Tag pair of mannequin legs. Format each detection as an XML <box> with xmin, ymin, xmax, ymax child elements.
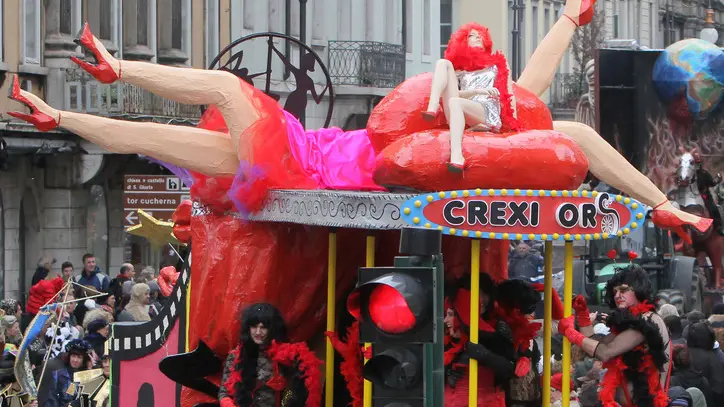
<box><xmin>5</xmin><ymin>22</ymin><xmax>711</xmax><ymax>240</ymax></box>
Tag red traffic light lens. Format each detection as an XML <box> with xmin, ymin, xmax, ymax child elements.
<box><xmin>369</xmin><ymin>285</ymin><xmax>416</xmax><ymax>334</ymax></box>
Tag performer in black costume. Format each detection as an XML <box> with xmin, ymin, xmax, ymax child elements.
<box><xmin>557</xmin><ymin>264</ymin><xmax>671</xmax><ymax>407</ymax></box>
<box><xmin>218</xmin><ymin>303</ymin><xmax>322</xmax><ymax>407</ymax></box>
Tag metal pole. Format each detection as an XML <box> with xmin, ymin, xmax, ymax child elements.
<box><xmin>363</xmin><ymin>235</ymin><xmax>375</xmax><ymax>407</ymax></box>
<box><xmin>468</xmin><ymin>239</ymin><xmax>481</xmax><ymax>406</ymax></box>
<box><xmin>325</xmin><ymin>230</ymin><xmax>337</xmax><ymax>407</ymax></box>
<box><xmin>561</xmin><ymin>241</ymin><xmax>574</xmax><ymax>407</ymax></box>
<box><xmin>284</xmin><ymin>0</ymin><xmax>292</xmax><ymax>80</ymax></box>
<box><xmin>541</xmin><ymin>241</ymin><xmax>553</xmax><ymax>407</ymax></box>
<box><xmin>299</xmin><ymin>0</ymin><xmax>308</xmax><ymax>127</ymax></box>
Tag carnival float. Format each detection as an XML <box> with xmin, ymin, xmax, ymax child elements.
<box><xmin>4</xmin><ymin>0</ymin><xmax>720</xmax><ymax>406</ymax></box>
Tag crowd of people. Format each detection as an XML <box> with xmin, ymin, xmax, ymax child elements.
<box><xmin>0</xmin><ymin>253</ymin><xmax>179</xmax><ymax>406</ymax></box>
<box><xmin>440</xmin><ymin>263</ymin><xmax>724</xmax><ymax>407</ymax></box>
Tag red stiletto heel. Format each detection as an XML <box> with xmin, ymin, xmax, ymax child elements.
<box><xmin>565</xmin><ymin>0</ymin><xmax>597</xmax><ymax>27</ymax></box>
<box><xmin>6</xmin><ymin>75</ymin><xmax>59</xmax><ymax>131</ymax></box>
<box><xmin>447</xmin><ymin>162</ymin><xmax>465</xmax><ymax>175</ymax></box>
<box><xmin>651</xmin><ymin>201</ymin><xmax>713</xmax><ymax>245</ymax></box>
<box><xmin>70</xmin><ymin>22</ymin><xmax>120</xmax><ymax>84</ymax></box>
<box><xmin>421</xmin><ymin>110</ymin><xmax>438</xmax><ymax>122</ymax></box>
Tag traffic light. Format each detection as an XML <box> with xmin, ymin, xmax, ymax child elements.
<box><xmin>348</xmin><ymin>228</ymin><xmax>444</xmax><ymax>407</ymax></box>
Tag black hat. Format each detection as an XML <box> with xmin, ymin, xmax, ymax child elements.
<box><xmin>66</xmin><ymin>339</ymin><xmax>92</xmax><ymax>355</ymax></box>
<box><xmin>87</xmin><ymin>318</ymin><xmax>109</xmax><ymax>333</ymax></box>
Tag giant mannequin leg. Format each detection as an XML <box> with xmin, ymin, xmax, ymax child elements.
<box><xmin>448</xmin><ymin>98</ymin><xmax>489</xmax><ymax>168</ymax></box>
<box><xmin>75</xmin><ymin>26</ymin><xmax>260</xmax><ymax>162</ymax></box>
<box><xmin>553</xmin><ymin>121</ymin><xmax>706</xmax><ymax>224</ymax></box>
<box><xmin>517</xmin><ymin>0</ymin><xmax>589</xmax><ymax>96</ymax></box>
<box><xmin>13</xmin><ymin>88</ymin><xmax>238</xmax><ymax>176</ymax></box>
<box><xmin>425</xmin><ymin>59</ymin><xmax>459</xmax><ymax>118</ymax></box>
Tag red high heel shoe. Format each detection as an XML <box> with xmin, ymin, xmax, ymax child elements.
<box><xmin>6</xmin><ymin>75</ymin><xmax>59</xmax><ymax>131</ymax></box>
<box><xmin>447</xmin><ymin>162</ymin><xmax>465</xmax><ymax>174</ymax></box>
<box><xmin>564</xmin><ymin>0</ymin><xmax>597</xmax><ymax>27</ymax></box>
<box><xmin>651</xmin><ymin>202</ymin><xmax>713</xmax><ymax>245</ymax></box>
<box><xmin>421</xmin><ymin>110</ymin><xmax>438</xmax><ymax>122</ymax></box>
<box><xmin>70</xmin><ymin>22</ymin><xmax>120</xmax><ymax>84</ymax></box>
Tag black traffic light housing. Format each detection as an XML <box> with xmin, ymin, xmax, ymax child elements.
<box><xmin>348</xmin><ymin>228</ymin><xmax>444</xmax><ymax>407</ymax></box>
<box><xmin>350</xmin><ymin>267</ymin><xmax>435</xmax><ymax>343</ymax></box>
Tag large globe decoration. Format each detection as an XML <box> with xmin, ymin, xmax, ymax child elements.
<box><xmin>652</xmin><ymin>38</ymin><xmax>724</xmax><ymax>122</ymax></box>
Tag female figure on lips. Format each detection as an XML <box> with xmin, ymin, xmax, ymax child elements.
<box><xmin>218</xmin><ymin>303</ymin><xmax>322</xmax><ymax>407</ymax></box>
<box><xmin>420</xmin><ymin>0</ymin><xmax>710</xmax><ymax>242</ymax></box>
<box><xmin>443</xmin><ymin>273</ymin><xmax>515</xmax><ymax>407</ymax></box>
<box><xmin>557</xmin><ymin>264</ymin><xmax>671</xmax><ymax>407</ymax></box>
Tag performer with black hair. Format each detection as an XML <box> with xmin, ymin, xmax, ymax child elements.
<box><xmin>217</xmin><ymin>303</ymin><xmax>322</xmax><ymax>407</ymax></box>
<box><xmin>557</xmin><ymin>264</ymin><xmax>671</xmax><ymax>407</ymax></box>
<box><xmin>443</xmin><ymin>272</ymin><xmax>512</xmax><ymax>407</ymax></box>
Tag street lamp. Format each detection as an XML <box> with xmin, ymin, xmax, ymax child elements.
<box><xmin>700</xmin><ymin>1</ymin><xmax>719</xmax><ymax>44</ymax></box>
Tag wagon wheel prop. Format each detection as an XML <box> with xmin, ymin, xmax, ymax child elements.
<box><xmin>206</xmin><ymin>32</ymin><xmax>335</xmax><ymax>128</ymax></box>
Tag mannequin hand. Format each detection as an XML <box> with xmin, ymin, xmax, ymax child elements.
<box><xmin>479</xmin><ymin>88</ymin><xmax>500</xmax><ymax>98</ymax></box>
<box><xmin>564</xmin><ymin>0</ymin><xmax>597</xmax><ymax>27</ymax></box>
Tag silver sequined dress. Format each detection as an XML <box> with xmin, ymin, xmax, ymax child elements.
<box><xmin>456</xmin><ymin>66</ymin><xmax>502</xmax><ymax>132</ymax></box>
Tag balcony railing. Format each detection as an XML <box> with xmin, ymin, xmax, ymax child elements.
<box><xmin>328</xmin><ymin>41</ymin><xmax>406</xmax><ymax>88</ymax></box>
<box><xmin>549</xmin><ymin>73</ymin><xmax>586</xmax><ymax>109</ymax></box>
<box><xmin>63</xmin><ymin>68</ymin><xmax>202</xmax><ymax>120</ymax></box>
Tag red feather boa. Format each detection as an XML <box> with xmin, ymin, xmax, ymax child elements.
<box><xmin>222</xmin><ymin>341</ymin><xmax>323</xmax><ymax>407</ymax></box>
<box><xmin>325</xmin><ymin>322</ymin><xmax>364</xmax><ymax>407</ymax></box>
<box><xmin>598</xmin><ymin>302</ymin><xmax>668</xmax><ymax>407</ymax></box>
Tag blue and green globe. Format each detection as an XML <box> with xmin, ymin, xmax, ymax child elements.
<box><xmin>652</xmin><ymin>38</ymin><xmax>724</xmax><ymax>121</ymax></box>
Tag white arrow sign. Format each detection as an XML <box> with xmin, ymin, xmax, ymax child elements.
<box><xmin>125</xmin><ymin>211</ymin><xmax>138</xmax><ymax>225</ymax></box>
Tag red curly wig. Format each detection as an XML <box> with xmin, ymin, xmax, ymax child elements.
<box><xmin>444</xmin><ymin>23</ymin><xmax>494</xmax><ymax>67</ymax></box>
<box><xmin>442</xmin><ymin>23</ymin><xmax>520</xmax><ymax>131</ymax></box>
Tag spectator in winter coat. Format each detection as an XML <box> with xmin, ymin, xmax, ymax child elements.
<box><xmin>669</xmin><ymin>344</ymin><xmax>714</xmax><ymax>407</ymax></box>
<box><xmin>82</xmin><ymin>308</ymin><xmax>113</xmax><ymax>360</ymax></box>
<box><xmin>31</xmin><ymin>256</ymin><xmax>55</xmax><ymax>287</ymax></box>
<box><xmin>508</xmin><ymin>241</ymin><xmax>544</xmax><ymax>281</ymax></box>
<box><xmin>26</xmin><ymin>277</ymin><xmax>65</xmax><ymax>315</ymax></box>
<box><xmin>124</xmin><ymin>283</ymin><xmax>152</xmax><ymax>322</ymax></box>
<box><xmin>108</xmin><ymin>264</ymin><xmax>134</xmax><ymax>313</ymax></box>
<box><xmin>665</xmin><ymin>315</ymin><xmax>687</xmax><ymax>345</ymax></box>
<box><xmin>686</xmin><ymin>322</ymin><xmax>724</xmax><ymax>400</ymax></box>
<box><xmin>74</xmin><ymin>253</ymin><xmax>109</xmax><ymax>292</ymax></box>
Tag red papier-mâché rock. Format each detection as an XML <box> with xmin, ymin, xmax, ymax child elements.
<box><xmin>366</xmin><ymin>72</ymin><xmax>588</xmax><ymax>191</ymax></box>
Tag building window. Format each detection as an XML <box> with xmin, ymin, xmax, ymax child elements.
<box><xmin>269</xmin><ymin>0</ymin><xmax>284</xmax><ymax>34</ymax></box>
<box><xmin>544</xmin><ymin>6</ymin><xmax>550</xmax><ymax>36</ymax></box>
<box><xmin>205</xmin><ymin>0</ymin><xmax>220</xmax><ymax>67</ymax></box>
<box><xmin>532</xmin><ymin>4</ymin><xmax>539</xmax><ymax>49</ymax></box>
<box><xmin>405</xmin><ymin>0</ymin><xmax>413</xmax><ymax>53</ymax></box>
<box><xmin>60</xmin><ymin>0</ymin><xmax>73</xmax><ymax>34</ymax></box>
<box><xmin>337</xmin><ymin>0</ymin><xmax>351</xmax><ymax>41</ymax></box>
<box><xmin>23</xmin><ymin>0</ymin><xmax>42</xmax><ymax>65</ymax></box>
<box><xmin>440</xmin><ymin>0</ymin><xmax>452</xmax><ymax>55</ymax></box>
<box><xmin>243</xmin><ymin>0</ymin><xmax>254</xmax><ymax>30</ymax></box>
<box><xmin>85</xmin><ymin>0</ymin><xmax>119</xmax><ymax>52</ymax></box>
<box><xmin>423</xmin><ymin>0</ymin><xmax>431</xmax><ymax>56</ymax></box>
<box><xmin>123</xmin><ymin>0</ymin><xmax>156</xmax><ymax>61</ymax></box>
<box><xmin>158</xmin><ymin>0</ymin><xmax>191</xmax><ymax>65</ymax></box>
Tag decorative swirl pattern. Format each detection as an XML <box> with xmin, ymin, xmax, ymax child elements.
<box><xmin>192</xmin><ymin>190</ymin><xmax>415</xmax><ymax>229</ymax></box>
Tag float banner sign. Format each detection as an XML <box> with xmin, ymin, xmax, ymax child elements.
<box><xmin>123</xmin><ymin>175</ymin><xmax>190</xmax><ymax>227</ymax></box>
<box><xmin>400</xmin><ymin>190</ymin><xmax>647</xmax><ymax>241</ymax></box>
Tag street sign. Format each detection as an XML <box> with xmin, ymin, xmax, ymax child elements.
<box><xmin>124</xmin><ymin>175</ymin><xmax>190</xmax><ymax>227</ymax></box>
